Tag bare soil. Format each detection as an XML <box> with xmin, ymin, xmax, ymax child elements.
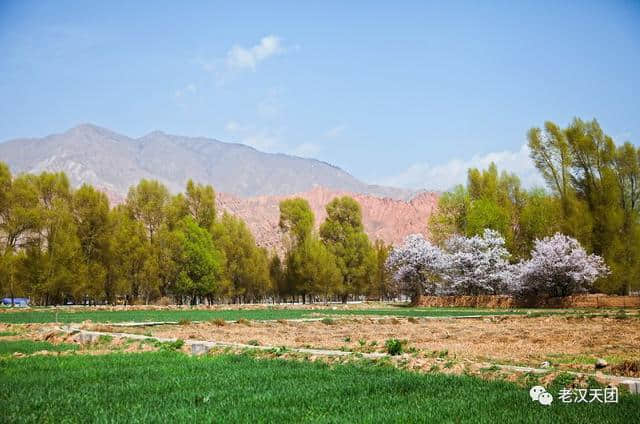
<box><xmin>137</xmin><ymin>315</ymin><xmax>640</xmax><ymax>369</ymax></box>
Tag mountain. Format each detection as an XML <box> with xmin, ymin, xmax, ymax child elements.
<box><xmin>0</xmin><ymin>123</ymin><xmax>416</xmax><ymax>200</ymax></box>
<box><xmin>0</xmin><ymin>124</ymin><xmax>439</xmax><ymax>248</ymax></box>
<box><xmin>217</xmin><ymin>187</ymin><xmax>439</xmax><ymax>252</ymax></box>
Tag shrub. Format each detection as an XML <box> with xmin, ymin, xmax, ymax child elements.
<box><xmin>98</xmin><ymin>335</ymin><xmax>113</xmax><ymax>344</ymax></box>
<box><xmin>155</xmin><ymin>339</ymin><xmax>185</xmax><ymax>351</ymax></box>
<box><xmin>247</xmin><ymin>339</ymin><xmax>260</xmax><ymax>346</ymax></box>
<box><xmin>321</xmin><ymin>318</ymin><xmax>335</xmax><ymax>325</ymax></box>
<box><xmin>178</xmin><ymin>319</ymin><xmax>191</xmax><ymax>326</ymax></box>
<box><xmin>210</xmin><ymin>318</ymin><xmax>226</xmax><ymax>327</ymax></box>
<box><xmin>385</xmin><ymin>339</ymin><xmax>406</xmax><ymax>356</ymax></box>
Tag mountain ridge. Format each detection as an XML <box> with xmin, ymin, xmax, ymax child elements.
<box><xmin>0</xmin><ymin>123</ymin><xmax>417</xmax><ymax>200</ymax></box>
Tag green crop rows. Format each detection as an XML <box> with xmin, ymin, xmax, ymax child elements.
<box><xmin>1</xmin><ymin>352</ymin><xmax>638</xmax><ymax>423</ymax></box>
<box><xmin>0</xmin><ymin>307</ymin><xmax>529</xmax><ymax>324</ymax></box>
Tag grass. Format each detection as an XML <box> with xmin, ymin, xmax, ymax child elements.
<box><xmin>545</xmin><ymin>353</ymin><xmax>633</xmax><ymax>366</ymax></box>
<box><xmin>0</xmin><ymin>331</ymin><xmax>18</xmax><ymax>337</ymax></box>
<box><xmin>1</xmin><ymin>352</ymin><xmax>638</xmax><ymax>423</ymax></box>
<box><xmin>0</xmin><ymin>306</ymin><xmax>533</xmax><ymax>324</ymax></box>
<box><xmin>0</xmin><ymin>340</ymin><xmax>78</xmax><ymax>355</ymax></box>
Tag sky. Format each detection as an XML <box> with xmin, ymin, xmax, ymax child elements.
<box><xmin>1</xmin><ymin>1</ymin><xmax>639</xmax><ymax>191</ymax></box>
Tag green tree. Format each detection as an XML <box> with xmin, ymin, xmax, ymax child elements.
<box><xmin>278</xmin><ymin>198</ymin><xmax>314</xmax><ymax>246</ymax></box>
<box><xmin>284</xmin><ymin>236</ymin><xmax>342</xmax><ymax>303</ymax></box>
<box><xmin>125</xmin><ymin>179</ymin><xmax>170</xmax><ymax>242</ymax></box>
<box><xmin>212</xmin><ymin>212</ymin><xmax>270</xmax><ymax>302</ymax></box>
<box><xmin>269</xmin><ymin>254</ymin><xmax>286</xmax><ymax>301</ymax></box>
<box><xmin>319</xmin><ymin>197</ymin><xmax>373</xmax><ymax>302</ymax></box>
<box><xmin>72</xmin><ymin>185</ymin><xmax>111</xmax><ymax>303</ymax></box>
<box><xmin>108</xmin><ymin>206</ymin><xmax>150</xmax><ymax>304</ymax></box>
<box><xmin>368</xmin><ymin>239</ymin><xmax>393</xmax><ymax>300</ymax></box>
<box><xmin>528</xmin><ymin>118</ymin><xmax>640</xmax><ymax>293</ymax></box>
<box><xmin>173</xmin><ymin>217</ymin><xmax>224</xmax><ymax>304</ymax></box>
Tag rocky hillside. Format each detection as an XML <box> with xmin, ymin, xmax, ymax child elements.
<box><xmin>217</xmin><ymin>187</ymin><xmax>439</xmax><ymax>252</ymax></box>
<box><xmin>0</xmin><ymin>123</ymin><xmax>415</xmax><ymax>199</ymax></box>
<box><xmin>1</xmin><ymin>124</ymin><xmax>438</xmax><ymax>249</ymax></box>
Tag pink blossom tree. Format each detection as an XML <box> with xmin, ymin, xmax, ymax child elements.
<box><xmin>441</xmin><ymin>229</ymin><xmax>513</xmax><ymax>295</ymax></box>
<box><xmin>385</xmin><ymin>234</ymin><xmax>446</xmax><ymax>303</ymax></box>
<box><xmin>515</xmin><ymin>233</ymin><xmax>609</xmax><ymax>298</ymax></box>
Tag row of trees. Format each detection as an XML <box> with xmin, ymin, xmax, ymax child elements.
<box><xmin>0</xmin><ymin>165</ymin><xmax>274</xmax><ymax>305</ymax></box>
<box><xmin>274</xmin><ymin>197</ymin><xmax>392</xmax><ymax>303</ymax></box>
<box><xmin>1</xmin><ymin>117</ymin><xmax>636</xmax><ymax>304</ymax></box>
<box><xmin>0</xmin><ymin>162</ymin><xmax>394</xmax><ymax>305</ymax></box>
<box><xmin>428</xmin><ymin>118</ymin><xmax>640</xmax><ymax>294</ymax></box>
<box><xmin>386</xmin><ymin>230</ymin><xmax>609</xmax><ymax>303</ymax></box>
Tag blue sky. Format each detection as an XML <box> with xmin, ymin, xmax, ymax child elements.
<box><xmin>1</xmin><ymin>1</ymin><xmax>639</xmax><ymax>190</ymax></box>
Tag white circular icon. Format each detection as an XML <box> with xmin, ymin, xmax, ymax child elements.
<box><xmin>529</xmin><ymin>386</ymin><xmax>545</xmax><ymax>401</ymax></box>
<box><xmin>538</xmin><ymin>392</ymin><xmax>553</xmax><ymax>406</ymax></box>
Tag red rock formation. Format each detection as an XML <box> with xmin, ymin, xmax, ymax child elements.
<box><xmin>216</xmin><ymin>186</ymin><xmax>439</xmax><ymax>252</ymax></box>
<box><xmin>103</xmin><ymin>185</ymin><xmax>440</xmax><ymax>252</ymax></box>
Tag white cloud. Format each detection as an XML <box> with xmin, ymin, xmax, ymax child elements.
<box><xmin>379</xmin><ymin>144</ymin><xmax>545</xmax><ymax>191</ymax></box>
<box><xmin>325</xmin><ymin>124</ymin><xmax>346</xmax><ymax>138</ymax></box>
<box><xmin>175</xmin><ymin>83</ymin><xmax>197</xmax><ymax>98</ymax></box>
<box><xmin>226</xmin><ymin>35</ymin><xmax>284</xmax><ymax>71</ymax></box>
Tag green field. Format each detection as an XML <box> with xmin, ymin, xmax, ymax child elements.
<box><xmin>1</xmin><ymin>351</ymin><xmax>637</xmax><ymax>423</ymax></box>
<box><xmin>0</xmin><ymin>307</ymin><xmax>529</xmax><ymax>324</ymax></box>
<box><xmin>0</xmin><ymin>340</ymin><xmax>78</xmax><ymax>355</ymax></box>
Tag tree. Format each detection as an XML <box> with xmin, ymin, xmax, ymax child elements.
<box><xmin>173</xmin><ymin>217</ymin><xmax>225</xmax><ymax>304</ymax></box>
<box><xmin>320</xmin><ymin>197</ymin><xmax>373</xmax><ymax>302</ymax></box>
<box><xmin>269</xmin><ymin>254</ymin><xmax>286</xmax><ymax>301</ymax></box>
<box><xmin>21</xmin><ymin>172</ymin><xmax>86</xmax><ymax>305</ymax></box>
<box><xmin>441</xmin><ymin>229</ymin><xmax>512</xmax><ymax>295</ymax></box>
<box><xmin>427</xmin><ymin>185</ymin><xmax>469</xmax><ymax>246</ymax></box>
<box><xmin>386</xmin><ymin>234</ymin><xmax>445</xmax><ymax>304</ymax></box>
<box><xmin>72</xmin><ymin>185</ymin><xmax>111</xmax><ymax>303</ymax></box>
<box><xmin>369</xmin><ymin>240</ymin><xmax>392</xmax><ymax>300</ymax></box>
<box><xmin>212</xmin><ymin>212</ymin><xmax>270</xmax><ymax>302</ymax></box>
<box><xmin>125</xmin><ymin>179</ymin><xmax>169</xmax><ymax>242</ymax></box>
<box><xmin>428</xmin><ymin>163</ymin><xmax>549</xmax><ymax>260</ymax></box>
<box><xmin>278</xmin><ymin>198</ymin><xmax>314</xmax><ymax>246</ymax></box>
<box><xmin>167</xmin><ymin>180</ymin><xmax>217</xmax><ymax>231</ymax></box>
<box><xmin>185</xmin><ymin>180</ymin><xmax>216</xmax><ymax>230</ymax></box>
<box><xmin>516</xmin><ymin>189</ymin><xmax>562</xmax><ymax>257</ymax></box>
<box><xmin>284</xmin><ymin>236</ymin><xmax>342</xmax><ymax>303</ymax></box>
<box><xmin>528</xmin><ymin>118</ymin><xmax>640</xmax><ymax>293</ymax></box>
<box><xmin>279</xmin><ymin>198</ymin><xmax>343</xmax><ymax>303</ymax></box>
<box><xmin>108</xmin><ymin>206</ymin><xmax>150</xmax><ymax>304</ymax></box>
<box><xmin>515</xmin><ymin>233</ymin><xmax>609</xmax><ymax>298</ymax></box>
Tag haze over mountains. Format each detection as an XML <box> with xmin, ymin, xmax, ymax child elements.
<box><xmin>0</xmin><ymin>124</ymin><xmax>437</xmax><ymax>248</ymax></box>
<box><xmin>0</xmin><ymin>123</ymin><xmax>415</xmax><ymax>200</ymax></box>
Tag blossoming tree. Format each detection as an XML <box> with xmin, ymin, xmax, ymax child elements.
<box><xmin>515</xmin><ymin>233</ymin><xmax>609</xmax><ymax>297</ymax></box>
<box><xmin>385</xmin><ymin>234</ymin><xmax>445</xmax><ymax>303</ymax></box>
<box><xmin>441</xmin><ymin>229</ymin><xmax>513</xmax><ymax>295</ymax></box>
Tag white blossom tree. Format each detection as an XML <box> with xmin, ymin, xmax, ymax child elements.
<box><xmin>515</xmin><ymin>233</ymin><xmax>609</xmax><ymax>298</ymax></box>
<box><xmin>385</xmin><ymin>234</ymin><xmax>446</xmax><ymax>303</ymax></box>
<box><xmin>441</xmin><ymin>229</ymin><xmax>513</xmax><ymax>295</ymax></box>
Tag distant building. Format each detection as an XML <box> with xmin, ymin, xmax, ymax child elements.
<box><xmin>1</xmin><ymin>298</ymin><xmax>29</xmax><ymax>307</ymax></box>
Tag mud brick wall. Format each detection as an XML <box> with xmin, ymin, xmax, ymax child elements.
<box><xmin>417</xmin><ymin>295</ymin><xmax>640</xmax><ymax>308</ymax></box>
